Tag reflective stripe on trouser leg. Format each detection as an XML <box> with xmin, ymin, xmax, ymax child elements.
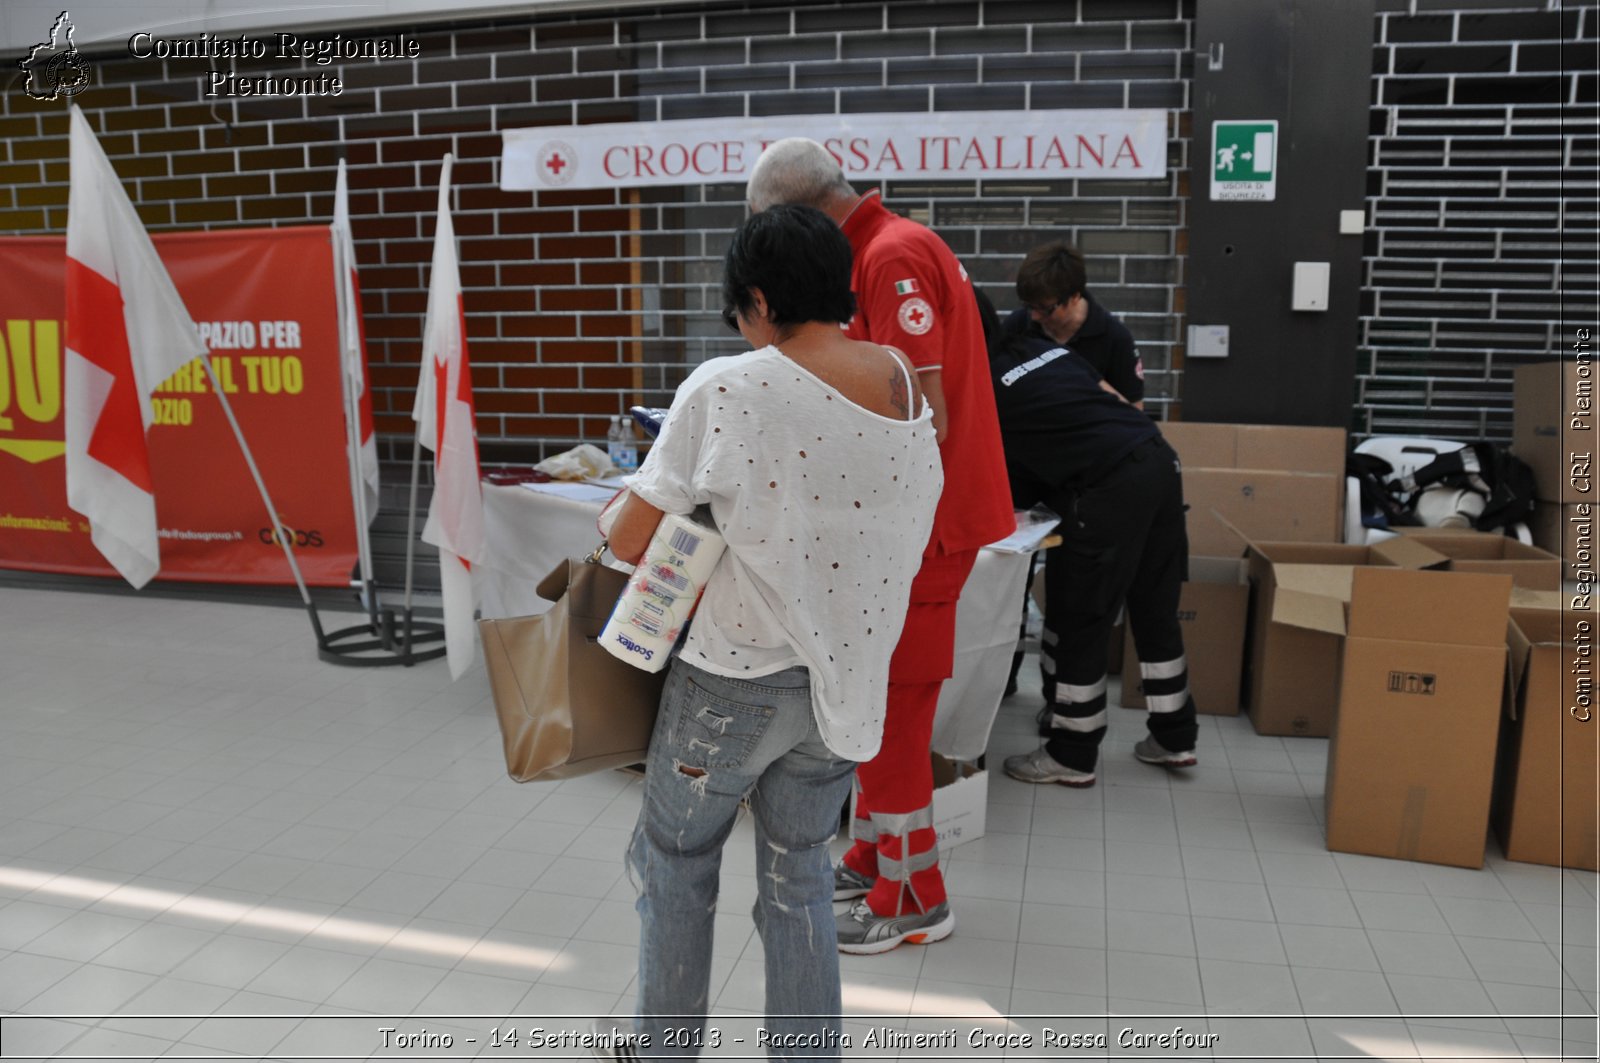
<box><xmin>1044</xmin><ymin>675</ymin><xmax>1109</xmax><ymax>774</ymax></box>
<box><xmin>1140</xmin><ymin>655</ymin><xmax>1187</xmax><ymax>682</ymax></box>
<box><xmin>843</xmin><ymin>775</ymin><xmax>879</xmax><ymax>879</ymax></box>
<box><xmin>1038</xmin><ymin>624</ymin><xmax>1058</xmax><ymax>701</ymax></box>
<box><xmin>1139</xmin><ymin>656</ymin><xmax>1198</xmax><ymax>752</ymax></box>
<box><xmin>876</xmin><ymin>845</ymin><xmax>939</xmax><ymax>881</ymax></box>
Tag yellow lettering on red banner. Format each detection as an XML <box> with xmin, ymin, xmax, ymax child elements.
<box><xmin>0</xmin><ymin>319</ymin><xmax>63</xmax><ymax>431</ymax></box>
<box><xmin>157</xmin><ymin>355</ymin><xmax>242</xmax><ymax>396</ymax></box>
<box><xmin>240</xmin><ymin>355</ymin><xmax>304</xmax><ymax>395</ymax></box>
<box><xmin>151</xmin><ymin>397</ymin><xmax>193</xmax><ymax>426</ymax></box>
<box><xmin>0</xmin><ymin>319</ymin><xmax>66</xmax><ymax>463</ymax></box>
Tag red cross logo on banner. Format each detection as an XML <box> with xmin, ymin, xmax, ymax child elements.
<box><xmin>536</xmin><ymin>140</ymin><xmax>577</xmax><ymax>186</ymax></box>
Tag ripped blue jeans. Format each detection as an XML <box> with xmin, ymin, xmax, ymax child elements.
<box><xmin>628</xmin><ymin>659</ymin><xmax>855</xmax><ymax>1061</ymax></box>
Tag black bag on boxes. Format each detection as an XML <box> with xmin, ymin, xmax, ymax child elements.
<box><xmin>1400</xmin><ymin>443</ymin><xmax>1537</xmax><ymax>534</ymax></box>
<box><xmin>1346</xmin><ymin>452</ymin><xmax>1421</xmax><ymax>532</ymax></box>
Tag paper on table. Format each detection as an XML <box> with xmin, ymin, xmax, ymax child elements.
<box><xmin>985</xmin><ymin>506</ymin><xmax>1063</xmax><ymax>554</ymax></box>
<box><xmin>520</xmin><ymin>481</ymin><xmax>619</xmax><ymax>504</ymax></box>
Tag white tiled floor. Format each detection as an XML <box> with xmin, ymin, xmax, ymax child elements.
<box><xmin>0</xmin><ymin>585</ymin><xmax>1596</xmax><ymax>1061</ymax></box>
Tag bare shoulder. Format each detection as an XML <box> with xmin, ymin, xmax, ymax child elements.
<box><xmin>862</xmin><ymin>341</ymin><xmax>923</xmax><ymax>419</ymax></box>
<box><xmin>799</xmin><ymin>338</ymin><xmax>923</xmax><ymax>419</ymax></box>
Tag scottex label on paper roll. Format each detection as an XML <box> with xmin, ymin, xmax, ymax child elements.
<box><xmin>600</xmin><ymin>512</ymin><xmax>726</xmax><ymax>673</ymax></box>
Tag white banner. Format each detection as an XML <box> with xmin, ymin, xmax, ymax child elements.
<box><xmin>501</xmin><ymin>109</ymin><xmax>1168</xmax><ymax>191</ymax></box>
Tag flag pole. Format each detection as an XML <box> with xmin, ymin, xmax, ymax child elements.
<box><xmin>400</xmin><ymin>430</ymin><xmax>425</xmax><ymax>655</ymax></box>
<box><xmin>334</xmin><ymin>251</ymin><xmax>379</xmax><ymax>631</ymax></box>
<box><xmin>342</xmin><ymin>370</ymin><xmax>379</xmax><ymax>623</ymax></box>
<box><xmin>331</xmin><ymin>158</ymin><xmax>380</xmax><ymax>631</ymax></box>
<box><xmin>196</xmin><ymin>353</ymin><xmax>324</xmax><ymax>644</ymax></box>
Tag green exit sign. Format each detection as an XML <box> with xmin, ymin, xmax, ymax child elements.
<box><xmin>1211</xmin><ymin>120</ymin><xmax>1278</xmax><ymax>202</ymax></box>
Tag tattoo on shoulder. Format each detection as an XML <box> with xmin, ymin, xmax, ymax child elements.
<box><xmin>888</xmin><ymin>363</ymin><xmax>909</xmax><ymax>418</ymax></box>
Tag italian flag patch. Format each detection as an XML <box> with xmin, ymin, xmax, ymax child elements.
<box><xmin>894</xmin><ymin>279</ymin><xmax>919</xmax><ymax>295</ymax></box>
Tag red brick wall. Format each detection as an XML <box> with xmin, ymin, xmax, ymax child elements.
<box><xmin>2</xmin><ymin>1</ymin><xmax>1197</xmax><ymax>465</ymax></box>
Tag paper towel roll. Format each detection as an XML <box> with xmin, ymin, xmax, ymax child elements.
<box><xmin>601</xmin><ymin>511</ymin><xmax>726</xmax><ymax>673</ymax></box>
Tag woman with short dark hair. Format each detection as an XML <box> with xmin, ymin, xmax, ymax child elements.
<box><xmin>599</xmin><ymin>204</ymin><xmax>944</xmax><ymax>1061</ymax></box>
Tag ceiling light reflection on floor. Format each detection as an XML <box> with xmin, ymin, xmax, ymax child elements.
<box><xmin>0</xmin><ymin>864</ymin><xmax>565</xmax><ymax>972</ymax></box>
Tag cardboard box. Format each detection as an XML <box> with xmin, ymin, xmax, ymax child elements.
<box><xmin>931</xmin><ymin>754</ymin><xmax>986</xmax><ymax>851</ymax></box>
<box><xmin>1530</xmin><ymin>501</ymin><xmax>1597</xmax><ymax>564</ymax></box>
<box><xmin>1121</xmin><ymin>557</ymin><xmax>1249</xmax><ymax>716</ymax></box>
<box><xmin>1398</xmin><ymin>530</ymin><xmax>1562</xmax><ymax>591</ymax></box>
<box><xmin>1514</xmin><ymin>360</ymin><xmax>1596</xmax><ymax>504</ymax></box>
<box><xmin>1159</xmin><ymin>422</ymin><xmax>1347</xmax><ymax>557</ymax></box>
<box><xmin>1493</xmin><ymin>608</ymin><xmax>1600</xmax><ymax>870</ymax></box>
<box><xmin>1243</xmin><ymin>538</ymin><xmax>1448</xmax><ymax>737</ymax></box>
<box><xmin>1160</xmin><ymin>421</ymin><xmax>1348</xmax><ymax>473</ymax></box>
<box><xmin>1324</xmin><ymin>568</ymin><xmax>1513</xmax><ymax>869</ymax></box>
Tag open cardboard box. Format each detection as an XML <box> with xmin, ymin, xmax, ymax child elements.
<box><xmin>1121</xmin><ymin>557</ymin><xmax>1249</xmax><ymax>716</ymax></box>
<box><xmin>1324</xmin><ymin>568</ymin><xmax>1514</xmax><ymax>868</ymax></box>
<box><xmin>1492</xmin><ymin>607</ymin><xmax>1599</xmax><ymax>870</ymax></box>
<box><xmin>1242</xmin><ymin>536</ymin><xmax>1449</xmax><ymax>736</ymax></box>
<box><xmin>1395</xmin><ymin>529</ymin><xmax>1562</xmax><ymax>591</ymax></box>
<box><xmin>1159</xmin><ymin>423</ymin><xmax>1347</xmax><ymax>558</ymax></box>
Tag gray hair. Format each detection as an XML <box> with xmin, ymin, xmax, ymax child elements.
<box><xmin>746</xmin><ymin>137</ymin><xmax>855</xmax><ymax>212</ymax></box>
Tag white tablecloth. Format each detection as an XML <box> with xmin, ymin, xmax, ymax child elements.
<box><xmin>477</xmin><ymin>480</ymin><xmax>1032</xmax><ymax>760</ymax></box>
<box><xmin>477</xmin><ymin>481</ymin><xmax>613</xmax><ymax>620</ymax></box>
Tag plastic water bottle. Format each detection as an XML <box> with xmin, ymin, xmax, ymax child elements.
<box><xmin>614</xmin><ymin>416</ymin><xmax>639</xmax><ymax>473</ymax></box>
<box><xmin>606</xmin><ymin>415</ymin><xmax>625</xmax><ymax>470</ymax></box>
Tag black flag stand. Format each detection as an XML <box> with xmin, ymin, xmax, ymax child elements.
<box><xmin>198</xmin><ymin>354</ymin><xmax>444</xmax><ymax>668</ymax></box>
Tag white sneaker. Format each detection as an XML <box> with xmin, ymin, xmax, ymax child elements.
<box><xmin>1003</xmin><ymin>746</ymin><xmax>1096</xmax><ymax>787</ymax></box>
<box><xmin>1134</xmin><ymin>735</ymin><xmax>1198</xmax><ymax>768</ymax></box>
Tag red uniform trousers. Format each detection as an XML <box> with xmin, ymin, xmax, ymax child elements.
<box><xmin>842</xmin><ymin>548</ymin><xmax>977</xmax><ymax>916</ymax></box>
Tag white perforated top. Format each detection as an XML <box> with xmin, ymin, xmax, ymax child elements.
<box><xmin>626</xmin><ymin>345</ymin><xmax>943</xmax><ymax>760</ymax></box>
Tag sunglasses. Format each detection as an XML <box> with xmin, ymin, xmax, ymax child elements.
<box><xmin>1026</xmin><ymin>300</ymin><xmax>1061</xmax><ymax>317</ymax></box>
<box><xmin>721</xmin><ymin>305</ymin><xmax>742</xmax><ymax>333</ymax></box>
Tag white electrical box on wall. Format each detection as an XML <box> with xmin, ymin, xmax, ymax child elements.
<box><xmin>1291</xmin><ymin>261</ymin><xmax>1331</xmax><ymax>311</ymax></box>
<box><xmin>1187</xmin><ymin>324</ymin><xmax>1230</xmax><ymax>358</ymax></box>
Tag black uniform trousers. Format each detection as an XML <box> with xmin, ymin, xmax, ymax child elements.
<box><xmin>1038</xmin><ymin>437</ymin><xmax>1199</xmax><ymax>772</ymax></box>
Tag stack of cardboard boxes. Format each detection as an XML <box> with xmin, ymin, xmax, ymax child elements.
<box><xmin>1132</xmin><ymin>413</ymin><xmax>1594</xmax><ymax>871</ymax></box>
<box><xmin>1515</xmin><ymin>360</ymin><xmax>1595</xmax><ymax>562</ymax></box>
<box><xmin>1495</xmin><ymin>607</ymin><xmax>1598</xmax><ymax>871</ymax></box>
<box><xmin>1121</xmin><ymin>423</ymin><xmax>1347</xmax><ymax>719</ymax></box>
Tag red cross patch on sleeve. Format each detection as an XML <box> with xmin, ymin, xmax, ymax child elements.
<box><xmin>897</xmin><ymin>297</ymin><xmax>934</xmax><ymax>336</ymax></box>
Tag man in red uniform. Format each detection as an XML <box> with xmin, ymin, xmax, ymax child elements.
<box><xmin>747</xmin><ymin>138</ymin><xmax>1015</xmax><ymax>953</ymax></box>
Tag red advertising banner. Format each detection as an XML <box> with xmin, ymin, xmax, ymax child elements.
<box><xmin>0</xmin><ymin>226</ymin><xmax>360</xmax><ymax>586</ymax></box>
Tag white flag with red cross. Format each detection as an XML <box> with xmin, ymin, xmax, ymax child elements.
<box><xmin>412</xmin><ymin>155</ymin><xmax>484</xmax><ymax>679</ymax></box>
<box><xmin>64</xmin><ymin>104</ymin><xmax>208</xmax><ymax>589</ymax></box>
<box><xmin>333</xmin><ymin>159</ymin><xmax>380</xmax><ymax>523</ymax></box>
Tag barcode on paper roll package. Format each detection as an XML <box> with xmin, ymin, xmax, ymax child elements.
<box><xmin>600</xmin><ymin>512</ymin><xmax>727</xmax><ymax>673</ymax></box>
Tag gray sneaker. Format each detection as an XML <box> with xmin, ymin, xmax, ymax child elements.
<box><xmin>836</xmin><ymin>899</ymin><xmax>954</xmax><ymax>955</ymax></box>
<box><xmin>1134</xmin><ymin>735</ymin><xmax>1197</xmax><ymax>768</ymax></box>
<box><xmin>1003</xmin><ymin>746</ymin><xmax>1096</xmax><ymax>787</ymax></box>
<box><xmin>834</xmin><ymin>861</ymin><xmax>874</xmax><ymax>901</ymax></box>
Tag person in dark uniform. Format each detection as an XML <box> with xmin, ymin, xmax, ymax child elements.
<box><xmin>976</xmin><ymin>291</ymin><xmax>1198</xmax><ymax>787</ymax></box>
<box><xmin>1004</xmin><ymin>240</ymin><xmax>1144</xmax><ymax>409</ymax></box>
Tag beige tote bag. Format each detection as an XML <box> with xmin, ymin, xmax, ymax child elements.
<box><xmin>478</xmin><ymin>550</ymin><xmax>667</xmax><ymax>782</ymax></box>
